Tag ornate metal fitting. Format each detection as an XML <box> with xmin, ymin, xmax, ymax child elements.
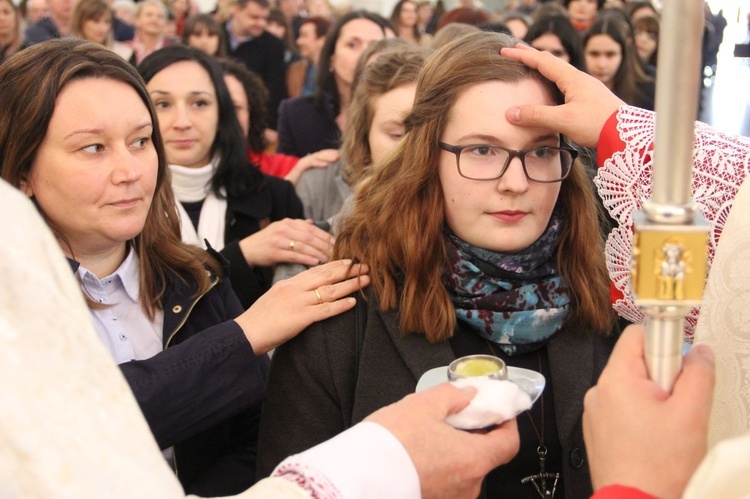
<box><xmin>631</xmin><ymin>210</ymin><xmax>710</xmax><ymax>307</ymax></box>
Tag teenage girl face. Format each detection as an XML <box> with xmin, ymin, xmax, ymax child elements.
<box><xmin>147</xmin><ymin>60</ymin><xmax>219</xmax><ymax>168</ymax></box>
<box><xmin>330</xmin><ymin>18</ymin><xmax>385</xmax><ymax>88</ymax></box>
<box><xmin>0</xmin><ymin>0</ymin><xmax>17</xmax><ymax>38</ymax></box>
<box><xmin>398</xmin><ymin>1</ymin><xmax>418</xmax><ymax>28</ymax></box>
<box><xmin>22</xmin><ymin>78</ymin><xmax>158</xmax><ymax>259</ymax></box>
<box><xmin>584</xmin><ymin>33</ymin><xmax>622</xmax><ymax>89</ymax></box>
<box><xmin>223</xmin><ymin>73</ymin><xmax>250</xmax><ymax>138</ymax></box>
<box><xmin>438</xmin><ymin>79</ymin><xmax>562</xmax><ymax>254</ymax></box>
<box><xmin>567</xmin><ymin>0</ymin><xmax>598</xmax><ymax>25</ymax></box>
<box><xmin>634</xmin><ymin>27</ymin><xmax>657</xmax><ymax>63</ymax></box>
<box><xmin>530</xmin><ymin>33</ymin><xmax>570</xmax><ymax>63</ymax></box>
<box><xmin>82</xmin><ymin>13</ymin><xmax>111</xmax><ymax>45</ymax></box>
<box><xmin>187</xmin><ymin>26</ymin><xmax>220</xmax><ymax>56</ymax></box>
<box><xmin>368</xmin><ymin>82</ymin><xmax>416</xmax><ymax>167</ymax></box>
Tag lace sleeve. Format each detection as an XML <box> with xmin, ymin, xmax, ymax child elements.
<box><xmin>594</xmin><ymin>105</ymin><xmax>750</xmax><ymax>340</ymax></box>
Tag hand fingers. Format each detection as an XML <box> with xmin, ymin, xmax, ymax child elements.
<box><xmin>295</xmin><ymin>260</ymin><xmax>369</xmax><ymax>290</ymax></box>
<box><xmin>283</xmin><ymin>238</ymin><xmax>330</xmax><ymax>264</ymax></box>
<box><xmin>281</xmin><ymin>219</ymin><xmax>333</xmax><ymax>246</ymax></box>
<box><xmin>281</xmin><ymin>223</ymin><xmax>333</xmax><ymax>263</ymax></box>
<box><xmin>413</xmin><ymin>383</ymin><xmax>477</xmax><ymax>417</ymax></box>
<box><xmin>313</xmin><ymin>273</ymin><xmax>371</xmax><ymax>306</ymax></box>
<box><xmin>469</xmin><ymin>418</ymin><xmax>521</xmax><ymax>470</ymax></box>
<box><xmin>671</xmin><ymin>343</ymin><xmax>715</xmax><ymax>409</ymax></box>
<box><xmin>599</xmin><ymin>325</ymin><xmax>651</xmax><ymax>382</ymax></box>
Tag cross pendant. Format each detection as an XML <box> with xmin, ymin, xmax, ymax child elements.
<box><xmin>520</xmin><ymin>446</ymin><xmax>559</xmax><ymax>498</ymax></box>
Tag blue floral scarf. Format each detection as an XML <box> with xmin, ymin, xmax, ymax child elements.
<box><xmin>442</xmin><ymin>213</ymin><xmax>570</xmax><ymax>356</ymax></box>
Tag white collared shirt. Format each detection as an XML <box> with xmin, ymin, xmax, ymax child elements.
<box><xmin>77</xmin><ymin>248</ymin><xmax>164</xmax><ymax>364</ymax></box>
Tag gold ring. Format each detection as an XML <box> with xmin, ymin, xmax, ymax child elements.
<box><xmin>314</xmin><ymin>288</ymin><xmax>323</xmax><ymax>305</ymax></box>
<box><xmin>289</xmin><ymin>240</ymin><xmax>296</xmax><ymax>251</ymax></box>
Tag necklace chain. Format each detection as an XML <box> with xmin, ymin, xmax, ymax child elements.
<box><xmin>484</xmin><ymin>340</ymin><xmax>560</xmax><ymax>498</ymax></box>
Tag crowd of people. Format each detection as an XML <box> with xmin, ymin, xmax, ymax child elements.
<box><xmin>1</xmin><ymin>0</ymin><xmax>749</xmax><ymax>498</ymax></box>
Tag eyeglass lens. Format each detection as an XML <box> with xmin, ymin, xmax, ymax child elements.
<box><xmin>458</xmin><ymin>146</ymin><xmax>573</xmax><ymax>181</ymax></box>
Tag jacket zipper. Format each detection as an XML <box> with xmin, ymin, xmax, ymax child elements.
<box><xmin>164</xmin><ymin>275</ymin><xmax>220</xmax><ymax>478</ymax></box>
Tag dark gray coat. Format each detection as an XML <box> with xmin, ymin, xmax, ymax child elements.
<box><xmin>257</xmin><ymin>288</ymin><xmax>617</xmax><ymax>498</ymax></box>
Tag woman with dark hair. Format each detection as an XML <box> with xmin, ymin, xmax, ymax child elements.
<box><xmin>139</xmin><ymin>45</ymin><xmax>334</xmax><ymax>309</ymax></box>
<box><xmin>220</xmin><ymin>57</ymin><xmax>340</xmax><ymax>183</ymax></box>
<box><xmin>563</xmin><ymin>0</ymin><xmax>604</xmax><ymax>33</ymax></box>
<box><xmin>583</xmin><ymin>15</ymin><xmax>655</xmax><ymax>110</ymax></box>
<box><xmin>632</xmin><ymin>13</ymin><xmax>659</xmax><ymax>69</ymax></box>
<box><xmin>525</xmin><ymin>14</ymin><xmax>585</xmax><ymax>71</ymax></box>
<box><xmin>181</xmin><ymin>13</ymin><xmax>226</xmax><ymax>57</ymax></box>
<box><xmin>390</xmin><ymin>0</ymin><xmax>431</xmax><ymax>46</ymax></box>
<box><xmin>0</xmin><ymin>38</ymin><xmax>368</xmax><ymax>496</ymax></box>
<box><xmin>626</xmin><ymin>0</ymin><xmax>657</xmax><ymax>23</ymax></box>
<box><xmin>0</xmin><ymin>0</ymin><xmax>23</xmax><ymax>64</ymax></box>
<box><xmin>275</xmin><ymin>10</ymin><xmax>392</xmax><ymax>157</ymax></box>
<box><xmin>257</xmin><ymin>32</ymin><xmax>620</xmax><ymax>497</ymax></box>
<box><xmin>434</xmin><ymin>6</ymin><xmax>490</xmax><ymax>31</ymax></box>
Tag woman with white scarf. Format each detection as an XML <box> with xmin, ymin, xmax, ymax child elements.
<box><xmin>139</xmin><ymin>45</ymin><xmax>332</xmax><ymax>309</ymax></box>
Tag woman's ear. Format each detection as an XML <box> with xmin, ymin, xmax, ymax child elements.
<box><xmin>19</xmin><ymin>177</ymin><xmax>33</xmax><ymax>197</ymax></box>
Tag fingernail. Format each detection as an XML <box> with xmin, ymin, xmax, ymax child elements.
<box><xmin>508</xmin><ymin>107</ymin><xmax>521</xmax><ymax>123</ymax></box>
<box><xmin>692</xmin><ymin>344</ymin><xmax>715</xmax><ymax>364</ymax></box>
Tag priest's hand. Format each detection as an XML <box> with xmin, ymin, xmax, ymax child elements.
<box><xmin>500</xmin><ymin>44</ymin><xmax>625</xmax><ymax>149</ymax></box>
<box><xmin>366</xmin><ymin>383</ymin><xmax>520</xmax><ymax>499</ymax></box>
<box><xmin>583</xmin><ymin>325</ymin><xmax>715</xmax><ymax>499</ymax></box>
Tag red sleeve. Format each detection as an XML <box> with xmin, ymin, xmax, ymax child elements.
<box><xmin>248</xmin><ymin>149</ymin><xmax>300</xmax><ymax>178</ymax></box>
<box><xmin>597</xmin><ymin>110</ymin><xmax>625</xmax><ymax>168</ymax></box>
<box><xmin>591</xmin><ymin>484</ymin><xmax>658</xmax><ymax>499</ymax></box>
<box><xmin>596</xmin><ymin>108</ymin><xmax>654</xmax><ymax>168</ymax></box>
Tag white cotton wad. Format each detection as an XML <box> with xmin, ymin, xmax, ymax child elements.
<box><xmin>445</xmin><ymin>378</ymin><xmax>532</xmax><ymax>430</ymax></box>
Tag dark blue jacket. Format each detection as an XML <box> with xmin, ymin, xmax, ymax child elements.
<box><xmin>276</xmin><ymin>94</ymin><xmax>340</xmax><ymax>157</ymax></box>
<box><xmin>24</xmin><ymin>17</ymin><xmax>62</xmax><ymax>45</ymax></box>
<box><xmin>224</xmin><ymin>28</ymin><xmax>287</xmax><ymax>129</ymax></box>
<box><xmin>70</xmin><ymin>253</ymin><xmax>267</xmax><ymax>496</ymax></box>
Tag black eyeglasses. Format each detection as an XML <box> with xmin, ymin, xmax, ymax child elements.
<box><xmin>438</xmin><ymin>142</ymin><xmax>577</xmax><ymax>183</ymax></box>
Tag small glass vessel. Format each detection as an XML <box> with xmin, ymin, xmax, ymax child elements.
<box><xmin>448</xmin><ymin>354</ymin><xmax>508</xmax><ymax>381</ymax></box>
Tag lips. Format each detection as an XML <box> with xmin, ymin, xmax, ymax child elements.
<box><xmin>168</xmin><ymin>139</ymin><xmax>197</xmax><ymax>148</ymax></box>
<box><xmin>490</xmin><ymin>210</ymin><xmax>528</xmax><ymax>223</ymax></box>
<box><xmin>109</xmin><ymin>198</ymin><xmax>140</xmax><ymax>208</ymax></box>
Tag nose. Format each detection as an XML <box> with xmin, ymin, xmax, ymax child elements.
<box><xmin>496</xmin><ymin>156</ymin><xmax>529</xmax><ymax>194</ymax></box>
<box><xmin>172</xmin><ymin>102</ymin><xmax>192</xmax><ymax>130</ymax></box>
<box><xmin>111</xmin><ymin>148</ymin><xmax>144</xmax><ymax>185</ymax></box>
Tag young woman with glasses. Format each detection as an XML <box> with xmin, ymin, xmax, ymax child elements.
<box><xmin>257</xmin><ymin>31</ymin><xmax>620</xmax><ymax>497</ymax></box>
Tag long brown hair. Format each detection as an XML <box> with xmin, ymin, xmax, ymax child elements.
<box><xmin>341</xmin><ymin>43</ymin><xmax>431</xmax><ymax>187</ymax></box>
<box><xmin>0</xmin><ymin>39</ymin><xmax>221</xmax><ymax>320</ymax></box>
<box><xmin>334</xmin><ymin>31</ymin><xmax>613</xmax><ymax>342</ymax></box>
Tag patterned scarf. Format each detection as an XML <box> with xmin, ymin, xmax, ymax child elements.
<box><xmin>442</xmin><ymin>213</ymin><xmax>570</xmax><ymax>355</ymax></box>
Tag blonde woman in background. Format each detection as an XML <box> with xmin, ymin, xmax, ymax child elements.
<box><xmin>71</xmin><ymin>0</ymin><xmax>133</xmax><ymax>61</ymax></box>
<box><xmin>128</xmin><ymin>0</ymin><xmax>175</xmax><ymax>64</ymax></box>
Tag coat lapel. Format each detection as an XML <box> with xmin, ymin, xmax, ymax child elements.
<box><xmin>546</xmin><ymin>326</ymin><xmax>595</xmax><ymax>445</ymax></box>
<box><xmin>378</xmin><ymin>307</ymin><xmax>455</xmax><ymax>382</ymax></box>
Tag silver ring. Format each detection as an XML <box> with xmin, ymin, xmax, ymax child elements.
<box><xmin>289</xmin><ymin>240</ymin><xmax>296</xmax><ymax>252</ymax></box>
<box><xmin>314</xmin><ymin>288</ymin><xmax>323</xmax><ymax>305</ymax></box>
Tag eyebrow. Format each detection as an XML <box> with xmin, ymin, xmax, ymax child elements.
<box><xmin>148</xmin><ymin>90</ymin><xmax>215</xmax><ymax>98</ymax></box>
<box><xmin>454</xmin><ymin>133</ymin><xmax>560</xmax><ymax>145</ymax></box>
<box><xmin>63</xmin><ymin>122</ymin><xmax>153</xmax><ymax>141</ymax></box>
